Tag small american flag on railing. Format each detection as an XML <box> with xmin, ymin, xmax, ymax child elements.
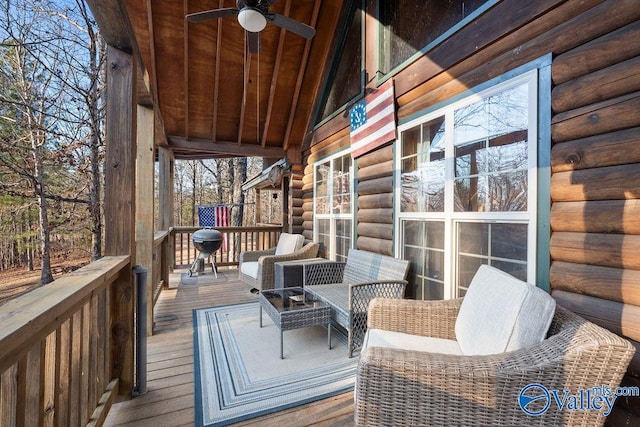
<box><xmin>198</xmin><ymin>205</ymin><xmax>229</xmax><ymax>251</ymax></box>
<box><xmin>349</xmin><ymin>78</ymin><xmax>396</xmax><ymax>158</ymax></box>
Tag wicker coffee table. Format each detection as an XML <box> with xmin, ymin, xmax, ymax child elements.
<box><xmin>259</xmin><ymin>287</ymin><xmax>331</xmax><ymax>359</ymax></box>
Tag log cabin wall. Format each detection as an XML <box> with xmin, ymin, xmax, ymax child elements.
<box><xmin>355</xmin><ymin>144</ymin><xmax>394</xmax><ymax>255</ymax></box>
<box><xmin>301</xmin><ymin>0</ymin><xmax>640</xmax><ymax>422</ymax></box>
<box><xmin>289</xmin><ymin>163</ymin><xmax>305</xmax><ymax>236</ymax></box>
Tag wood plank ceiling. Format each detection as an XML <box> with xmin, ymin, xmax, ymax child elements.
<box><xmin>118</xmin><ymin>0</ymin><xmax>345</xmax><ymax>160</ymax></box>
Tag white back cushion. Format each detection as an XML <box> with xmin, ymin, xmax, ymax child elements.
<box><xmin>455</xmin><ymin>265</ymin><xmax>556</xmax><ymax>356</ymax></box>
<box><xmin>275</xmin><ymin>233</ymin><xmax>304</xmax><ymax>255</ymax></box>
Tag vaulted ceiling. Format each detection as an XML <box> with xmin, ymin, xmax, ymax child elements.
<box><xmin>87</xmin><ymin>0</ymin><xmax>346</xmax><ymax>160</ymax></box>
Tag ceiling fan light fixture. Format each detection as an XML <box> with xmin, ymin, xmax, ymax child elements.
<box><xmin>238</xmin><ymin>7</ymin><xmax>267</xmax><ymax>32</ymax></box>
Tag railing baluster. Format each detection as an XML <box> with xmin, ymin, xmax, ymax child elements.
<box><xmin>168</xmin><ymin>226</ymin><xmax>283</xmax><ymax>267</ymax></box>
<box><xmin>57</xmin><ymin>320</ymin><xmax>71</xmax><ymax>427</ymax></box>
<box><xmin>0</xmin><ymin>364</ymin><xmax>18</xmax><ymax>426</ymax></box>
<box><xmin>43</xmin><ymin>331</ymin><xmax>56</xmax><ymax>426</ymax></box>
<box><xmin>69</xmin><ymin>307</ymin><xmax>81</xmax><ymax>424</ymax></box>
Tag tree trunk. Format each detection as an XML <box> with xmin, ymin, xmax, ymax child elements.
<box><xmin>88</xmin><ymin>25</ymin><xmax>104</xmax><ymax>260</ymax></box>
<box><xmin>33</xmin><ymin>135</ymin><xmax>53</xmax><ymax>284</ymax></box>
<box><xmin>191</xmin><ymin>161</ymin><xmax>197</xmax><ymax>226</ymax></box>
<box><xmin>235</xmin><ymin>158</ymin><xmax>247</xmax><ymax>226</ymax></box>
<box><xmin>216</xmin><ymin>160</ymin><xmax>224</xmax><ymax>203</ymax></box>
<box><xmin>227</xmin><ymin>159</ymin><xmax>235</xmax><ymax>225</ymax></box>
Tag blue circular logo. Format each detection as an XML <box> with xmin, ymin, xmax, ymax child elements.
<box><xmin>519</xmin><ymin>383</ymin><xmax>551</xmax><ymax>416</ymax></box>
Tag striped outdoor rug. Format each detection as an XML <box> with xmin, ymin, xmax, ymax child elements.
<box><xmin>193</xmin><ymin>302</ymin><xmax>357</xmax><ymax>426</ymax></box>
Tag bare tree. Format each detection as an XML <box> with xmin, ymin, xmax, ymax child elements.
<box><xmin>0</xmin><ymin>0</ymin><xmax>106</xmax><ymax>282</ymax></box>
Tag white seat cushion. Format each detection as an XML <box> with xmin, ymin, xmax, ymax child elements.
<box><xmin>275</xmin><ymin>233</ymin><xmax>304</xmax><ymax>255</ymax></box>
<box><xmin>240</xmin><ymin>261</ymin><xmax>259</xmax><ymax>279</ymax></box>
<box><xmin>363</xmin><ymin>328</ymin><xmax>463</xmax><ymax>355</ymax></box>
<box><xmin>455</xmin><ymin>265</ymin><xmax>556</xmax><ymax>356</ymax></box>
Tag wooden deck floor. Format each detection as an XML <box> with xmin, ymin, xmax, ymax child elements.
<box><xmin>103</xmin><ymin>268</ymin><xmax>355</xmax><ymax>427</ymax></box>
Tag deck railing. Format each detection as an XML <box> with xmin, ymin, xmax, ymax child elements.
<box><xmin>0</xmin><ymin>255</ymin><xmax>131</xmax><ymax>426</ymax></box>
<box><xmin>171</xmin><ymin>225</ymin><xmax>283</xmax><ymax>268</ymax></box>
<box><xmin>152</xmin><ymin>230</ymin><xmax>170</xmax><ymax>305</ymax></box>
<box><xmin>0</xmin><ymin>226</ymin><xmax>286</xmax><ymax>425</ymax></box>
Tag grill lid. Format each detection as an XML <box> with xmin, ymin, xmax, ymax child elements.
<box><xmin>192</xmin><ymin>228</ymin><xmax>223</xmax><ymax>242</ymax></box>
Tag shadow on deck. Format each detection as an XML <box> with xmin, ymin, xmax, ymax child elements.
<box><xmin>103</xmin><ymin>267</ymin><xmax>355</xmax><ymax>427</ymax></box>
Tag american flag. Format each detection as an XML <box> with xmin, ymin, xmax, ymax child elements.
<box><xmin>198</xmin><ymin>205</ymin><xmax>230</xmax><ymax>227</ymax></box>
<box><xmin>214</xmin><ymin>205</ymin><xmax>229</xmax><ymax>227</ymax></box>
<box><xmin>349</xmin><ymin>78</ymin><xmax>396</xmax><ymax>158</ymax></box>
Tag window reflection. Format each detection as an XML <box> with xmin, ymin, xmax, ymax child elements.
<box><xmin>456</xmin><ymin>222</ymin><xmax>528</xmax><ymax>296</ymax></box>
<box><xmin>314</xmin><ymin>153</ymin><xmax>353</xmax><ymax>261</ymax></box>
<box><xmin>401</xmin><ymin>117</ymin><xmax>445</xmax><ymax>212</ymax></box>
<box><xmin>379</xmin><ymin>0</ymin><xmax>487</xmax><ymax>74</ymax></box>
<box><xmin>397</xmin><ymin>74</ymin><xmax>537</xmax><ymax>300</ymax></box>
<box><xmin>454</xmin><ymin>83</ymin><xmax>529</xmax><ymax>212</ymax></box>
<box><xmin>402</xmin><ymin>220</ymin><xmax>445</xmax><ymax>300</ymax></box>
<box><xmin>317</xmin><ymin>3</ymin><xmax>363</xmax><ymax>122</ymax></box>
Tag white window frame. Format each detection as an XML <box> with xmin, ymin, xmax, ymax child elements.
<box><xmin>313</xmin><ymin>150</ymin><xmax>355</xmax><ymax>261</ymax></box>
<box><xmin>394</xmin><ymin>70</ymin><xmax>539</xmax><ymax>300</ymax></box>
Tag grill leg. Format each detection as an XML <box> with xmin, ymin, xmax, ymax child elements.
<box><xmin>211</xmin><ymin>258</ymin><xmax>218</xmax><ymax>278</ymax></box>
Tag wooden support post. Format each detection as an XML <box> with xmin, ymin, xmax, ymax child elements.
<box><xmin>135</xmin><ymin>105</ymin><xmax>155</xmax><ymax>336</ymax></box>
<box><xmin>104</xmin><ymin>45</ymin><xmax>135</xmax><ymax>399</ymax></box>
<box><xmin>157</xmin><ymin>146</ymin><xmax>174</xmax><ymax>230</ymax></box>
<box><xmin>158</xmin><ymin>146</ymin><xmax>174</xmax><ymax>274</ymax></box>
<box><xmin>255</xmin><ymin>189</ymin><xmax>261</xmax><ymax>225</ymax></box>
<box><xmin>282</xmin><ymin>177</ymin><xmax>290</xmax><ymax>232</ymax></box>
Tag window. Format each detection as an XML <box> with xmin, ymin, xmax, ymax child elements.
<box><xmin>314</xmin><ymin>152</ymin><xmax>354</xmax><ymax>262</ymax></box>
<box><xmin>379</xmin><ymin>0</ymin><xmax>490</xmax><ymax>75</ymax></box>
<box><xmin>315</xmin><ymin>1</ymin><xmax>364</xmax><ymax>124</ymax></box>
<box><xmin>396</xmin><ymin>69</ymin><xmax>544</xmax><ymax>300</ymax></box>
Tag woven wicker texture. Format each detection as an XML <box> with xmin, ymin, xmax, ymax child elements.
<box><xmin>355</xmin><ymin>298</ymin><xmax>634</xmax><ymax>426</ymax></box>
<box><xmin>239</xmin><ymin>242</ymin><xmax>319</xmax><ymax>290</ymax></box>
<box><xmin>304</xmin><ymin>249</ymin><xmax>409</xmax><ymax>357</ymax></box>
<box><xmin>259</xmin><ymin>290</ymin><xmax>330</xmax><ymax>331</ymax></box>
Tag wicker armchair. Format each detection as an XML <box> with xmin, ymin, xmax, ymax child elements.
<box><xmin>355</xmin><ymin>297</ymin><xmax>634</xmax><ymax>426</ymax></box>
<box><xmin>303</xmin><ymin>249</ymin><xmax>409</xmax><ymax>357</ymax></box>
<box><xmin>239</xmin><ymin>241</ymin><xmax>319</xmax><ymax>291</ymax></box>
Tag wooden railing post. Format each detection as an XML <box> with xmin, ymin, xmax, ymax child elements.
<box><xmin>104</xmin><ymin>45</ymin><xmax>135</xmax><ymax>400</ymax></box>
<box><xmin>135</xmin><ymin>105</ymin><xmax>155</xmax><ymax>336</ymax></box>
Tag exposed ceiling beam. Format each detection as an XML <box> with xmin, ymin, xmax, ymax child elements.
<box><xmin>172</xmin><ymin>152</ymin><xmax>245</xmax><ymax>160</ymax></box>
<box><xmin>168</xmin><ymin>136</ymin><xmax>286</xmax><ymax>158</ymax></box>
<box><xmin>183</xmin><ymin>0</ymin><xmax>190</xmax><ymax>139</ymax></box>
<box><xmin>84</xmin><ymin>0</ymin><xmax>133</xmax><ymax>51</ymax></box>
<box><xmin>261</xmin><ymin>0</ymin><xmax>291</xmax><ymax>147</ymax></box>
<box><xmin>212</xmin><ymin>0</ymin><xmax>224</xmax><ymax>141</ymax></box>
<box><xmin>284</xmin><ymin>0</ymin><xmax>322</xmax><ymax>150</ymax></box>
<box><xmin>146</xmin><ymin>0</ymin><xmax>158</xmax><ymax>106</ymax></box>
<box><xmin>237</xmin><ymin>46</ymin><xmax>252</xmax><ymax>145</ymax></box>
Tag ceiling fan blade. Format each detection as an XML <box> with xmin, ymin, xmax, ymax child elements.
<box><xmin>267</xmin><ymin>13</ymin><xmax>316</xmax><ymax>39</ymax></box>
<box><xmin>247</xmin><ymin>31</ymin><xmax>260</xmax><ymax>54</ymax></box>
<box><xmin>186</xmin><ymin>8</ymin><xmax>239</xmax><ymax>23</ymax></box>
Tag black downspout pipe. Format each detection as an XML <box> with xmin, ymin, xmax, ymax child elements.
<box><xmin>133</xmin><ymin>265</ymin><xmax>148</xmax><ymax>395</ymax></box>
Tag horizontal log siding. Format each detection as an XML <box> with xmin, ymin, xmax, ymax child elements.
<box><xmin>289</xmin><ymin>165</ymin><xmax>305</xmax><ymax>235</ymax></box>
<box><xmin>544</xmin><ymin>3</ymin><xmax>640</xmax><ymax>418</ymax></box>
<box><xmin>304</xmin><ymin>3</ymin><xmax>640</xmax><ymax>416</ymax></box>
<box><xmin>356</xmin><ymin>145</ymin><xmax>394</xmax><ymax>256</ymax></box>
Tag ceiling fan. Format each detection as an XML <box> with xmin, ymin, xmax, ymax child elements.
<box><xmin>186</xmin><ymin>0</ymin><xmax>316</xmax><ymax>53</ymax></box>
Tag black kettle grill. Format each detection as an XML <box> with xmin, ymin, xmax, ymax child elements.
<box><xmin>188</xmin><ymin>228</ymin><xmax>223</xmax><ymax>277</ymax></box>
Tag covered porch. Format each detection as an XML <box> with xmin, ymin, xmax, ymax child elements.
<box><xmin>102</xmin><ymin>266</ymin><xmax>354</xmax><ymax>427</ymax></box>
<box><xmin>2</xmin><ymin>0</ymin><xmax>640</xmax><ymax>425</ymax></box>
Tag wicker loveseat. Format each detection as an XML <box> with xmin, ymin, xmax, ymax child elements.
<box><xmin>239</xmin><ymin>233</ymin><xmax>319</xmax><ymax>291</ymax></box>
<box><xmin>303</xmin><ymin>249</ymin><xmax>409</xmax><ymax>357</ymax></box>
<box><xmin>355</xmin><ymin>297</ymin><xmax>634</xmax><ymax>426</ymax></box>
